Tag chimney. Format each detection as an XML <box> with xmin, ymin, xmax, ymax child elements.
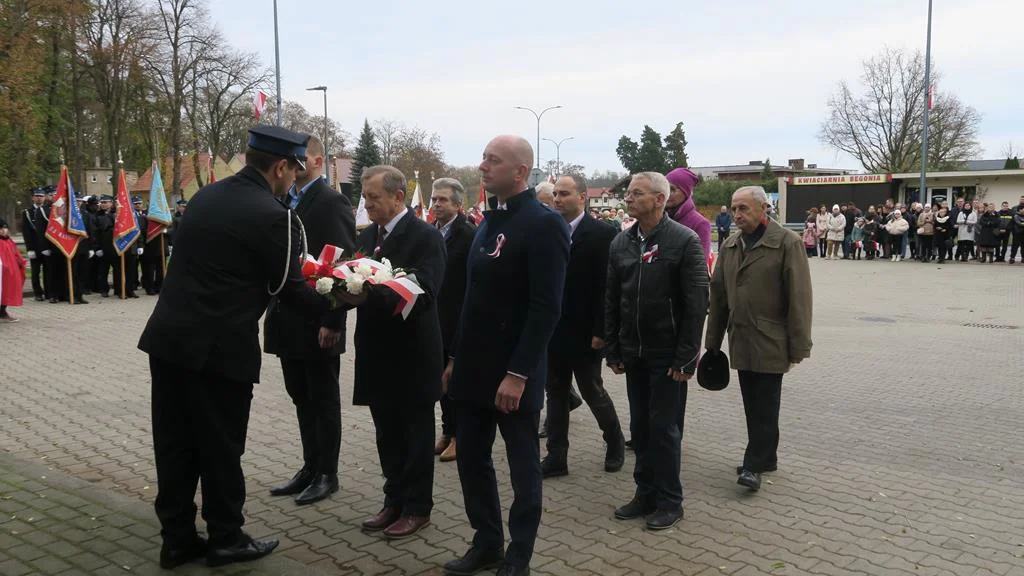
<box><xmin>808</xmin><ymin>164</ymin><xmax>818</xmax><ymax>169</ymax></box>
<box><xmin>788</xmin><ymin>158</ymin><xmax>805</xmax><ymax>171</ymax></box>
<box><xmin>94</xmin><ymin>156</ymin><xmax>101</xmax><ymax>168</ymax></box>
<box><xmin>749</xmin><ymin>160</ymin><xmax>763</xmax><ymax>166</ymax></box>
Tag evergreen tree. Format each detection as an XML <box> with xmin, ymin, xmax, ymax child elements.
<box><xmin>760</xmin><ymin>158</ymin><xmax>775</xmax><ymax>181</ymax></box>
<box><xmin>635</xmin><ymin>125</ymin><xmax>668</xmax><ymax>173</ymax></box>
<box><xmin>350</xmin><ymin>119</ymin><xmax>382</xmax><ymax>203</ymax></box>
<box><xmin>663</xmin><ymin>122</ymin><xmax>689</xmax><ymax>168</ymax></box>
<box><xmin>1005</xmin><ymin>156</ymin><xmax>1021</xmax><ymax>169</ymax></box>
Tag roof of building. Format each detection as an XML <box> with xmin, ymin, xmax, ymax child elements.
<box><xmin>586</xmin><ymin>187</ymin><xmax>610</xmax><ymax>199</ymax></box>
<box><xmin>964</xmin><ymin>159</ymin><xmax>1014</xmax><ymax>171</ymax></box>
<box><xmin>131</xmin><ymin>153</ymin><xmax>228</xmax><ymax>193</ymax></box>
<box><xmin>891</xmin><ymin>168</ymin><xmax>1024</xmax><ymax>180</ymax></box>
<box><xmin>694</xmin><ymin>164</ymin><xmax>851</xmax><ymax>175</ymax></box>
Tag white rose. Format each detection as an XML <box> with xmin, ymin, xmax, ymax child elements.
<box><xmin>380</xmin><ymin>257</ymin><xmax>394</xmax><ymax>272</ymax></box>
<box><xmin>315</xmin><ymin>277</ymin><xmax>334</xmax><ymax>295</ymax></box>
<box><xmin>355</xmin><ymin>263</ymin><xmax>374</xmax><ymax>278</ymax></box>
<box><xmin>373</xmin><ymin>268</ymin><xmax>393</xmax><ymax>283</ymax></box>
<box><xmin>346</xmin><ymin>273</ymin><xmax>366</xmax><ymax>295</ymax></box>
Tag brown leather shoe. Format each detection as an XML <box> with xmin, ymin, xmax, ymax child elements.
<box><xmin>439</xmin><ymin>438</ymin><xmax>457</xmax><ymax>462</ymax></box>
<box><xmin>361</xmin><ymin>506</ymin><xmax>401</xmax><ymax>532</ymax></box>
<box><xmin>382</xmin><ymin>516</ymin><xmax>430</xmax><ymax>540</ymax></box>
<box><xmin>434</xmin><ymin>435</ymin><xmax>451</xmax><ymax>455</ymax></box>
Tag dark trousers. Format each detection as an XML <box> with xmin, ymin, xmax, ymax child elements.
<box><xmin>369</xmin><ymin>399</ymin><xmax>435</xmax><ymax>517</ymax></box>
<box><xmin>280</xmin><ymin>355</ymin><xmax>342</xmax><ymax>476</ymax></box>
<box><xmin>72</xmin><ymin>252</ymin><xmax>88</xmax><ymax>298</ymax></box>
<box><xmin>546</xmin><ymin>348</ymin><xmax>622</xmax><ymax>459</ymax></box>
<box><xmin>625</xmin><ymin>358</ymin><xmax>686</xmax><ymax>512</ymax></box>
<box><xmin>150</xmin><ymin>356</ymin><xmax>253</xmax><ymax>548</ymax></box>
<box><xmin>956</xmin><ymin>240</ymin><xmax>974</xmax><ymax>261</ymax></box>
<box><xmin>142</xmin><ymin>240</ymin><xmax>165</xmax><ymax>293</ymax></box>
<box><xmin>918</xmin><ymin>235</ymin><xmax>934</xmax><ymax>261</ymax></box>
<box><xmin>738</xmin><ymin>371</ymin><xmax>783</xmax><ymax>473</ymax></box>
<box><xmin>113</xmin><ymin>251</ymin><xmax>138</xmax><ymax>297</ymax></box>
<box><xmin>1011</xmin><ymin>233</ymin><xmax>1024</xmax><ymax>261</ymax></box>
<box><xmin>818</xmin><ymin>238</ymin><xmax>827</xmax><ymax>257</ymax></box>
<box><xmin>44</xmin><ymin>251</ymin><xmax>62</xmax><ymax>299</ymax></box>
<box><xmin>29</xmin><ymin>255</ymin><xmax>45</xmax><ymax>298</ymax></box>
<box><xmin>717</xmin><ymin>232</ymin><xmax>728</xmax><ymax>253</ymax></box>
<box><xmin>456</xmin><ymin>402</ymin><xmax>541</xmax><ymax>569</ymax></box>
<box><xmin>440</xmin><ymin>393</ymin><xmax>456</xmax><ymax>438</ymax></box>
<box><xmin>94</xmin><ymin>253</ymin><xmax>112</xmax><ymax>294</ymax></box>
<box><xmin>997</xmin><ymin>234</ymin><xmax>1010</xmax><ymax>260</ymax></box>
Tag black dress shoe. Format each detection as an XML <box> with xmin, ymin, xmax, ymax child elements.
<box><xmin>294</xmin><ymin>473</ymin><xmax>338</xmax><ymax>505</ymax></box>
<box><xmin>736</xmin><ymin>463</ymin><xmax>777</xmax><ymax>475</ymax></box>
<box><xmin>159</xmin><ymin>536</ymin><xmax>207</xmax><ymax>569</ymax></box>
<box><xmin>645</xmin><ymin>508</ymin><xmax>683</xmax><ymax>531</ymax></box>
<box><xmin>540</xmin><ymin>456</ymin><xmax>568</xmax><ymax>478</ymax></box>
<box><xmin>737</xmin><ymin>469</ymin><xmax>761</xmax><ymax>491</ymax></box>
<box><xmin>624</xmin><ymin>438</ymin><xmax>634</xmax><ymax>450</ymax></box>
<box><xmin>74</xmin><ymin>298</ymin><xmax>89</xmax><ymax>305</ymax></box>
<box><xmin>614</xmin><ymin>497</ymin><xmax>655</xmax><ymax>520</ymax></box>
<box><xmin>443</xmin><ymin>546</ymin><xmax>504</xmax><ymax>575</ymax></box>
<box><xmin>605</xmin><ymin>438</ymin><xmax>625</xmax><ymax>472</ymax></box>
<box><xmin>206</xmin><ymin>533</ymin><xmax>278</xmax><ymax>567</ymax></box>
<box><xmin>48</xmin><ymin>298</ymin><xmax>58</xmax><ymax>303</ymax></box>
<box><xmin>496</xmin><ymin>563</ymin><xmax>531</xmax><ymax>576</ymax></box>
<box><xmin>269</xmin><ymin>468</ymin><xmax>315</xmax><ymax>496</ymax></box>
<box><xmin>127</xmin><ymin>292</ymin><xmax>139</xmax><ymax>299</ymax></box>
<box><xmin>34</xmin><ymin>296</ymin><xmax>45</xmax><ymax>302</ymax></box>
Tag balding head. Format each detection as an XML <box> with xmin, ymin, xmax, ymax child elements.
<box><xmin>480</xmin><ymin>135</ymin><xmax>535</xmax><ymax>200</ymax></box>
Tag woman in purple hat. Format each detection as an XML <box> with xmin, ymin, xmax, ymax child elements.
<box><xmin>665</xmin><ymin>167</ymin><xmax>711</xmax><ymax>259</ymax></box>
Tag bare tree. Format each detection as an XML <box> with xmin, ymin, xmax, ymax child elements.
<box><xmin>148</xmin><ymin>0</ymin><xmax>218</xmax><ymax>197</ymax></box>
<box><xmin>373</xmin><ymin>119</ymin><xmax>403</xmax><ymax>165</ymax></box>
<box><xmin>820</xmin><ymin>48</ymin><xmax>981</xmax><ymax>173</ymax></box>
<box><xmin>80</xmin><ymin>0</ymin><xmax>150</xmax><ymax>191</ymax></box>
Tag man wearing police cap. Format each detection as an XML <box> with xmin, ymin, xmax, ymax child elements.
<box><xmin>21</xmin><ymin>188</ymin><xmax>49</xmax><ymax>301</ymax></box>
<box><xmin>139</xmin><ymin>125</ymin><xmax>333</xmax><ymax>569</ymax></box>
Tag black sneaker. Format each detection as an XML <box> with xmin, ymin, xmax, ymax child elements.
<box><xmin>645</xmin><ymin>509</ymin><xmax>683</xmax><ymax>531</ymax></box>
<box><xmin>540</xmin><ymin>456</ymin><xmax>568</xmax><ymax>479</ymax></box>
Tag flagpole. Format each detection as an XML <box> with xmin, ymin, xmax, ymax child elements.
<box><xmin>120</xmin><ymin>254</ymin><xmax>126</xmax><ymax>299</ymax></box>
<box><xmin>66</xmin><ymin>256</ymin><xmax>75</xmax><ymax>305</ymax></box>
<box><xmin>160</xmin><ymin>234</ymin><xmax>166</xmax><ymax>277</ymax></box>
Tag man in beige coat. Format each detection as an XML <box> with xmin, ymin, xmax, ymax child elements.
<box><xmin>705</xmin><ymin>186</ymin><xmax>812</xmax><ymax>492</ymax></box>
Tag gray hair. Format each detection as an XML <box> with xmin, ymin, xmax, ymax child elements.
<box><xmin>432</xmin><ymin>177</ymin><xmax>465</xmax><ymax>206</ymax></box>
<box><xmin>631</xmin><ymin>172</ymin><xmax>670</xmax><ymax>196</ymax></box>
<box><xmin>535</xmin><ymin>181</ymin><xmax>554</xmax><ymax>196</ymax></box>
<box><xmin>735</xmin><ymin>185</ymin><xmax>770</xmax><ymax>205</ymax></box>
<box><xmin>361</xmin><ymin>165</ymin><xmax>406</xmax><ymax>197</ymax></box>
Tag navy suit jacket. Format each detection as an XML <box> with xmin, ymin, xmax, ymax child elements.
<box><xmin>449</xmin><ymin>188</ymin><xmax>570</xmax><ymax>413</ymax></box>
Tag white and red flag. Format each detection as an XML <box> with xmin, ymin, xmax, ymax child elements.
<box><xmin>254</xmin><ymin>90</ymin><xmax>268</xmax><ymax>121</ymax></box>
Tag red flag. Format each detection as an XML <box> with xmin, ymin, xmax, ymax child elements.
<box><xmin>208</xmin><ymin>150</ymin><xmax>217</xmax><ymax>184</ymax></box>
<box><xmin>44</xmin><ymin>166</ymin><xmax>86</xmax><ymax>258</ymax></box>
<box><xmin>113</xmin><ymin>168</ymin><xmax>140</xmax><ymax>255</ymax></box>
<box><xmin>254</xmin><ymin>90</ymin><xmax>268</xmax><ymax>121</ymax></box>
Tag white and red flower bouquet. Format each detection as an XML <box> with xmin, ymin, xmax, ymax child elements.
<box><xmin>302</xmin><ymin>245</ymin><xmax>424</xmax><ymax>319</ymax></box>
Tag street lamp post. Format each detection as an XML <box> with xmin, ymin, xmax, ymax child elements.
<box><xmin>514</xmin><ymin>105</ymin><xmax>562</xmax><ymax>178</ymax></box>
<box><xmin>273</xmin><ymin>0</ymin><xmax>282</xmax><ymax>126</ymax></box>
<box><xmin>306</xmin><ymin>85</ymin><xmax>329</xmax><ymax>185</ymax></box>
<box><xmin>542</xmin><ymin>136</ymin><xmax>574</xmax><ymax>177</ymax></box>
<box><xmin>918</xmin><ymin>0</ymin><xmax>933</xmax><ymax>204</ymax></box>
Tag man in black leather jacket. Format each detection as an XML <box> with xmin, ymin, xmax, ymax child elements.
<box><xmin>604</xmin><ymin>171</ymin><xmax>709</xmax><ymax>531</ymax></box>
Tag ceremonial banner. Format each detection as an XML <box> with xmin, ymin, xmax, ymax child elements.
<box><xmin>113</xmin><ymin>168</ymin><xmax>140</xmax><ymax>255</ymax></box>
<box><xmin>146</xmin><ymin>160</ymin><xmax>172</xmax><ymax>241</ymax></box>
<box><xmin>44</xmin><ymin>166</ymin><xmax>87</xmax><ymax>258</ymax></box>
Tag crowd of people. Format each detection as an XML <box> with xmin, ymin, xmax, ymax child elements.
<box><xmin>802</xmin><ymin>196</ymin><xmax>1024</xmax><ymax>263</ymax></box>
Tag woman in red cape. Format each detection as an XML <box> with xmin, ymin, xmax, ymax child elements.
<box><xmin>0</xmin><ymin>218</ymin><xmax>27</xmax><ymax>322</ymax></box>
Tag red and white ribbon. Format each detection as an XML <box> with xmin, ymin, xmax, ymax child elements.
<box><xmin>301</xmin><ymin>245</ymin><xmax>348</xmax><ymax>287</ymax></box>
<box><xmin>641</xmin><ymin>244</ymin><xmax>659</xmax><ymax>263</ymax></box>
<box><xmin>487</xmin><ymin>233</ymin><xmax>507</xmax><ymax>258</ymax></box>
<box><xmin>379</xmin><ymin>276</ymin><xmax>424</xmax><ymax>319</ymax></box>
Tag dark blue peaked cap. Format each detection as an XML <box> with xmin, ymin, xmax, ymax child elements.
<box><xmin>32</xmin><ymin>188</ymin><xmax>45</xmax><ymax>197</ymax></box>
<box><xmin>247</xmin><ymin>125</ymin><xmax>309</xmax><ymax>170</ymax></box>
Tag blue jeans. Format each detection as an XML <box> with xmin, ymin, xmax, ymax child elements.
<box><xmin>842</xmin><ymin>236</ymin><xmax>852</xmax><ymax>257</ymax></box>
<box><xmin>625</xmin><ymin>358</ymin><xmax>686</xmax><ymax>512</ymax></box>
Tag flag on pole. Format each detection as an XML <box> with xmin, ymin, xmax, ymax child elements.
<box><xmin>44</xmin><ymin>165</ymin><xmax>87</xmax><ymax>258</ymax></box>
<box><xmin>467</xmin><ymin>180</ymin><xmax>486</xmax><ymax>225</ymax></box>
<box><xmin>355</xmin><ymin>194</ymin><xmax>370</xmax><ymax>228</ymax></box>
<box><xmin>113</xmin><ymin>168</ymin><xmax>140</xmax><ymax>255</ymax></box>
<box><xmin>410</xmin><ymin>172</ymin><xmax>428</xmax><ymax>221</ymax></box>
<box><xmin>254</xmin><ymin>89</ymin><xmax>268</xmax><ymax>121</ymax></box>
<box><xmin>548</xmin><ymin>172</ymin><xmax>556</xmax><ymax>183</ymax></box>
<box><xmin>207</xmin><ymin>148</ymin><xmax>217</xmax><ymax>184</ymax></box>
<box><xmin>145</xmin><ymin>160</ymin><xmax>172</xmax><ymax>241</ymax></box>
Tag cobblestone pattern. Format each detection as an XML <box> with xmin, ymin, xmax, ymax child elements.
<box><xmin>0</xmin><ymin>258</ymin><xmax>1022</xmax><ymax>575</ymax></box>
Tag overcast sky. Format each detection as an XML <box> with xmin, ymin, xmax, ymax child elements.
<box><xmin>209</xmin><ymin>0</ymin><xmax>1023</xmax><ymax>174</ymax></box>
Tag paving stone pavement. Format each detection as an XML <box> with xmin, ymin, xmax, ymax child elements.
<box><xmin>1</xmin><ymin>258</ymin><xmax>1023</xmax><ymax>576</ymax></box>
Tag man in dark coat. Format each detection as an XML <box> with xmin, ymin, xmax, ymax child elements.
<box><xmin>92</xmin><ymin>196</ymin><xmax>115</xmax><ymax>295</ymax></box>
<box><xmin>21</xmin><ymin>188</ymin><xmax>49</xmax><ymax>301</ymax></box>
<box><xmin>442</xmin><ymin>136</ymin><xmax>569</xmax><ymax>576</ymax></box>
<box><xmin>264</xmin><ymin>135</ymin><xmax>356</xmax><ymax>506</ymax></box>
<box><xmin>429</xmin><ymin>177</ymin><xmax>476</xmax><ymax>464</ymax></box>
<box><xmin>542</xmin><ymin>174</ymin><xmax>624</xmax><ymax>478</ymax></box>
<box><xmin>138</xmin><ymin>125</ymin><xmax>330</xmax><ymax>569</ymax></box>
<box><xmin>349</xmin><ymin>165</ymin><xmax>445</xmax><ymax>540</ymax></box>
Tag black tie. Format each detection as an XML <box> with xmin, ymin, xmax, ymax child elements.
<box><xmin>376</xmin><ymin>226</ymin><xmax>387</xmax><ymax>251</ymax></box>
